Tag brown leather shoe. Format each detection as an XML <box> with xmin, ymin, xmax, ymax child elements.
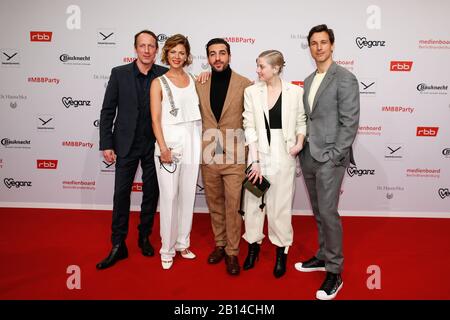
<box><xmin>207</xmin><ymin>246</ymin><xmax>225</xmax><ymax>264</ymax></box>
<box><xmin>225</xmin><ymin>255</ymin><xmax>240</xmax><ymax>276</ymax></box>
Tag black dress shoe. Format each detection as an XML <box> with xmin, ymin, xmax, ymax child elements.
<box><xmin>225</xmin><ymin>255</ymin><xmax>240</xmax><ymax>276</ymax></box>
<box><xmin>273</xmin><ymin>246</ymin><xmax>287</xmax><ymax>278</ymax></box>
<box><xmin>316</xmin><ymin>272</ymin><xmax>343</xmax><ymax>300</ymax></box>
<box><xmin>208</xmin><ymin>246</ymin><xmax>225</xmax><ymax>264</ymax></box>
<box><xmin>243</xmin><ymin>243</ymin><xmax>260</xmax><ymax>270</ymax></box>
<box><xmin>96</xmin><ymin>243</ymin><xmax>128</xmax><ymax>270</ymax></box>
<box><xmin>294</xmin><ymin>256</ymin><xmax>326</xmax><ymax>272</ymax></box>
<box><xmin>138</xmin><ymin>236</ymin><xmax>154</xmax><ymax>257</ymax></box>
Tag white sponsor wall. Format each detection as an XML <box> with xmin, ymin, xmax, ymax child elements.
<box><xmin>1</xmin><ymin>0</ymin><xmax>449</xmax><ymax>217</ymax></box>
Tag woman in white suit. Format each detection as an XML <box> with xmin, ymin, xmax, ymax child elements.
<box><xmin>242</xmin><ymin>50</ymin><xmax>306</xmax><ymax>278</ymax></box>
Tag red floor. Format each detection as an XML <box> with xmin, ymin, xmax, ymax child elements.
<box><xmin>0</xmin><ymin>207</ymin><xmax>449</xmax><ymax>300</ymax></box>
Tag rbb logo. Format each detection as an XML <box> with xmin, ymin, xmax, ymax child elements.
<box><xmin>30</xmin><ymin>31</ymin><xmax>52</xmax><ymax>42</ymax></box>
<box><xmin>291</xmin><ymin>81</ymin><xmax>304</xmax><ymax>87</ymax></box>
<box><xmin>416</xmin><ymin>127</ymin><xmax>439</xmax><ymax>137</ymax></box>
<box><xmin>390</xmin><ymin>61</ymin><xmax>413</xmax><ymax>72</ymax></box>
<box><xmin>37</xmin><ymin>160</ymin><xmax>58</xmax><ymax>169</ymax></box>
<box><xmin>132</xmin><ymin>182</ymin><xmax>143</xmax><ymax>192</ymax></box>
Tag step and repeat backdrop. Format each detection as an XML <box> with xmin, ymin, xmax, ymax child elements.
<box><xmin>1</xmin><ymin>0</ymin><xmax>449</xmax><ymax>217</ymax></box>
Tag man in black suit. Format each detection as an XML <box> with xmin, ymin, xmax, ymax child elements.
<box><xmin>96</xmin><ymin>30</ymin><xmax>168</xmax><ymax>270</ymax></box>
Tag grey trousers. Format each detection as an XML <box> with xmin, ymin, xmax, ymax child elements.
<box><xmin>299</xmin><ymin>143</ymin><xmax>348</xmax><ymax>274</ymax></box>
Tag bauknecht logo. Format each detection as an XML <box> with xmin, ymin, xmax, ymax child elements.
<box><xmin>442</xmin><ymin>148</ymin><xmax>450</xmax><ymax>157</ymax></box>
<box><xmin>1</xmin><ymin>138</ymin><xmax>31</xmax><ymax>147</ymax></box>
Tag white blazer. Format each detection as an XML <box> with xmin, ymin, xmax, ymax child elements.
<box><xmin>243</xmin><ymin>80</ymin><xmax>307</xmax><ymax>154</ymax></box>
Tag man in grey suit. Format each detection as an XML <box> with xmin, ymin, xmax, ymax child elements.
<box><xmin>294</xmin><ymin>24</ymin><xmax>360</xmax><ymax>300</ymax></box>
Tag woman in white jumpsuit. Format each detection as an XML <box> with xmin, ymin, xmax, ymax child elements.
<box><xmin>150</xmin><ymin>34</ymin><xmax>202</xmax><ymax>270</ymax></box>
<box><xmin>242</xmin><ymin>50</ymin><xmax>306</xmax><ymax>278</ymax></box>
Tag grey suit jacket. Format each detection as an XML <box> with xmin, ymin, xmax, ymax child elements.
<box><xmin>303</xmin><ymin>62</ymin><xmax>360</xmax><ymax>166</ymax></box>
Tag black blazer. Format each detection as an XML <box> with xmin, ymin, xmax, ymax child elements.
<box><xmin>99</xmin><ymin>62</ymin><xmax>168</xmax><ymax>157</ymax></box>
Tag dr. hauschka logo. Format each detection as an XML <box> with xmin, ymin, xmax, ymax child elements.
<box><xmin>377</xmin><ymin>186</ymin><xmax>404</xmax><ymax>200</ymax></box>
<box><xmin>358</xmin><ymin>125</ymin><xmax>382</xmax><ymax>136</ymax></box>
<box><xmin>36</xmin><ymin>115</ymin><xmax>55</xmax><ymax>131</ymax></box>
<box><xmin>290</xmin><ymin>34</ymin><xmax>309</xmax><ymax>50</ymax></box>
<box><xmin>37</xmin><ymin>160</ymin><xmax>58</xmax><ymax>169</ymax></box>
<box><xmin>223</xmin><ymin>36</ymin><xmax>255</xmax><ymax>44</ymax></box>
<box><xmin>0</xmin><ymin>94</ymin><xmax>27</xmax><ymax>109</ymax></box>
<box><xmin>406</xmin><ymin>168</ymin><xmax>440</xmax><ymax>178</ymax></box>
<box><xmin>390</xmin><ymin>61</ymin><xmax>413</xmax><ymax>72</ymax></box>
<box><xmin>1</xmin><ymin>138</ymin><xmax>31</xmax><ymax>149</ymax></box>
<box><xmin>132</xmin><ymin>182</ymin><xmax>143</xmax><ymax>192</ymax></box>
<box><xmin>359</xmin><ymin>79</ymin><xmax>376</xmax><ymax>96</ymax></box>
<box><xmin>347</xmin><ymin>165</ymin><xmax>375</xmax><ymax>177</ymax></box>
<box><xmin>416</xmin><ymin>83</ymin><xmax>448</xmax><ymax>95</ymax></box>
<box><xmin>381</xmin><ymin>105</ymin><xmax>414</xmax><ymax>113</ymax></box>
<box><xmin>355</xmin><ymin>37</ymin><xmax>386</xmax><ymax>49</ymax></box>
<box><xmin>385</xmin><ymin>144</ymin><xmax>404</xmax><ymax>160</ymax></box>
<box><xmin>62</xmin><ymin>141</ymin><xmax>94</xmax><ymax>148</ymax></box>
<box><xmin>3</xmin><ymin>178</ymin><xmax>32</xmax><ymax>188</ymax></box>
<box><xmin>28</xmin><ymin>76</ymin><xmax>60</xmax><ymax>84</ymax></box>
<box><xmin>30</xmin><ymin>31</ymin><xmax>52</xmax><ymax>42</ymax></box>
<box><xmin>335</xmin><ymin>59</ymin><xmax>354</xmax><ymax>71</ymax></box>
<box><xmin>416</xmin><ymin>127</ymin><xmax>439</xmax><ymax>137</ymax></box>
<box><xmin>442</xmin><ymin>148</ymin><xmax>450</xmax><ymax>158</ymax></box>
<box><xmin>100</xmin><ymin>160</ymin><xmax>115</xmax><ymax>175</ymax></box>
<box><xmin>157</xmin><ymin>34</ymin><xmax>168</xmax><ymax>43</ymax></box>
<box><xmin>59</xmin><ymin>54</ymin><xmax>91</xmax><ymax>65</ymax></box>
<box><xmin>291</xmin><ymin>81</ymin><xmax>304</xmax><ymax>87</ymax></box>
<box><xmin>1</xmin><ymin>49</ymin><xmax>20</xmax><ymax>66</ymax></box>
<box><xmin>62</xmin><ymin>97</ymin><xmax>92</xmax><ymax>108</ymax></box>
<box><xmin>97</xmin><ymin>29</ymin><xmax>116</xmax><ymax>45</ymax></box>
<box><xmin>438</xmin><ymin>188</ymin><xmax>450</xmax><ymax>199</ymax></box>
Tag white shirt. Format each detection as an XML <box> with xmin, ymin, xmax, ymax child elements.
<box><xmin>308</xmin><ymin>71</ymin><xmax>326</xmax><ymax>112</ymax></box>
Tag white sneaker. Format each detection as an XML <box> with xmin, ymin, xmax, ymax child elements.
<box><xmin>161</xmin><ymin>259</ymin><xmax>173</xmax><ymax>270</ymax></box>
<box><xmin>180</xmin><ymin>248</ymin><xmax>196</xmax><ymax>259</ymax></box>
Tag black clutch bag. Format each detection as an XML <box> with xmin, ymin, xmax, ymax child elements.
<box><xmin>242</xmin><ymin>164</ymin><xmax>271</xmax><ymax>198</ymax></box>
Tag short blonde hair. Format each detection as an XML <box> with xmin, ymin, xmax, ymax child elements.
<box><xmin>161</xmin><ymin>34</ymin><xmax>192</xmax><ymax>67</ymax></box>
<box><xmin>258</xmin><ymin>50</ymin><xmax>286</xmax><ymax>74</ymax></box>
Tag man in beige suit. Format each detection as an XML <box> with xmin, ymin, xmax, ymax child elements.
<box><xmin>196</xmin><ymin>38</ymin><xmax>251</xmax><ymax>275</ymax></box>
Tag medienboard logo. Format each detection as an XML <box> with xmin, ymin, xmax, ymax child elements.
<box><xmin>36</xmin><ymin>115</ymin><xmax>55</xmax><ymax>131</ymax></box>
<box><xmin>335</xmin><ymin>59</ymin><xmax>354</xmax><ymax>71</ymax></box>
<box><xmin>97</xmin><ymin>29</ymin><xmax>116</xmax><ymax>45</ymax></box>
<box><xmin>37</xmin><ymin>159</ymin><xmax>58</xmax><ymax>169</ymax></box>
<box><xmin>390</xmin><ymin>61</ymin><xmax>413</xmax><ymax>72</ymax></box>
<box><xmin>385</xmin><ymin>144</ymin><xmax>404</xmax><ymax>160</ymax></box>
<box><xmin>1</xmin><ymin>49</ymin><xmax>20</xmax><ymax>66</ymax></box>
<box><xmin>416</xmin><ymin>127</ymin><xmax>439</xmax><ymax>137</ymax></box>
<box><xmin>359</xmin><ymin>79</ymin><xmax>376</xmax><ymax>96</ymax></box>
<box><xmin>30</xmin><ymin>31</ymin><xmax>52</xmax><ymax>42</ymax></box>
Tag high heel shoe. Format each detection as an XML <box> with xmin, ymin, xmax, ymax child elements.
<box><xmin>243</xmin><ymin>242</ymin><xmax>260</xmax><ymax>270</ymax></box>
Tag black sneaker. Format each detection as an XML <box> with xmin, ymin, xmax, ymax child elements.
<box><xmin>316</xmin><ymin>272</ymin><xmax>343</xmax><ymax>300</ymax></box>
<box><xmin>294</xmin><ymin>256</ymin><xmax>326</xmax><ymax>272</ymax></box>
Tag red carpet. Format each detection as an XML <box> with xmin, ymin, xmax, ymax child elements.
<box><xmin>0</xmin><ymin>207</ymin><xmax>449</xmax><ymax>300</ymax></box>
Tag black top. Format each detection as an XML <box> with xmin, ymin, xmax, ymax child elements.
<box><xmin>269</xmin><ymin>94</ymin><xmax>282</xmax><ymax>129</ymax></box>
<box><xmin>210</xmin><ymin>65</ymin><xmax>232</xmax><ymax>122</ymax></box>
<box><xmin>133</xmin><ymin>61</ymin><xmax>164</xmax><ymax>141</ymax></box>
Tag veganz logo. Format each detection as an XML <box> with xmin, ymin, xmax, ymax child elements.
<box><xmin>347</xmin><ymin>166</ymin><xmax>375</xmax><ymax>177</ymax></box>
<box><xmin>438</xmin><ymin>188</ymin><xmax>450</xmax><ymax>199</ymax></box>
<box><xmin>30</xmin><ymin>31</ymin><xmax>52</xmax><ymax>42</ymax></box>
<box><xmin>355</xmin><ymin>37</ymin><xmax>386</xmax><ymax>49</ymax></box>
<box><xmin>37</xmin><ymin>160</ymin><xmax>58</xmax><ymax>169</ymax></box>
<box><xmin>390</xmin><ymin>61</ymin><xmax>413</xmax><ymax>72</ymax></box>
<box><xmin>416</xmin><ymin>127</ymin><xmax>439</xmax><ymax>137</ymax></box>
<box><xmin>62</xmin><ymin>97</ymin><xmax>91</xmax><ymax>108</ymax></box>
<box><xmin>4</xmin><ymin>178</ymin><xmax>32</xmax><ymax>188</ymax></box>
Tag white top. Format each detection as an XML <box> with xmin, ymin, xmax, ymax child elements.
<box><xmin>158</xmin><ymin>74</ymin><xmax>201</xmax><ymax>125</ymax></box>
<box><xmin>308</xmin><ymin>71</ymin><xmax>326</xmax><ymax>111</ymax></box>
